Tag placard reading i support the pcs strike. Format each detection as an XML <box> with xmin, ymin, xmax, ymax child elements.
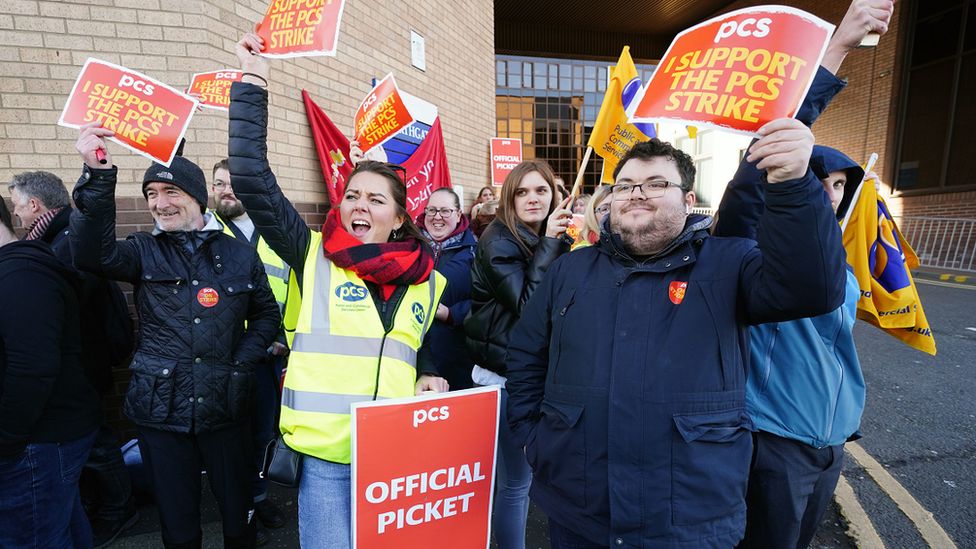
<box><xmin>351</xmin><ymin>387</ymin><xmax>499</xmax><ymax>549</ymax></box>
<box><xmin>628</xmin><ymin>6</ymin><xmax>834</xmax><ymax>136</ymax></box>
<box><xmin>58</xmin><ymin>58</ymin><xmax>198</xmax><ymax>167</ymax></box>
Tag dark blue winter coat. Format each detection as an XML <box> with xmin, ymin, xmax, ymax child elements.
<box><xmin>421</xmin><ymin>216</ymin><xmax>478</xmax><ymax>391</ymax></box>
<box><xmin>505</xmin><ymin>170</ymin><xmax>846</xmax><ymax>547</ymax></box>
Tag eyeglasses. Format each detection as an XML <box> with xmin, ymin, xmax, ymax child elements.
<box><xmin>611</xmin><ymin>178</ymin><xmax>684</xmax><ymax>199</ymax></box>
<box><xmin>595</xmin><ymin>204</ymin><xmax>611</xmax><ymax>215</ymax></box>
<box><xmin>425</xmin><ymin>207</ymin><xmax>457</xmax><ymax>218</ymax></box>
<box><xmin>213</xmin><ymin>181</ymin><xmax>230</xmax><ymax>189</ymax></box>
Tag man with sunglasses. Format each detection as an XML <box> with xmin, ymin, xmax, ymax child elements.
<box><xmin>505</xmin><ymin>120</ymin><xmax>848</xmax><ymax>548</ymax></box>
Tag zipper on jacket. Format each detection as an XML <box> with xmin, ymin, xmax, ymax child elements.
<box><xmin>823</xmin><ymin>305</ymin><xmax>847</xmax><ymax>446</ymax></box>
<box><xmin>372</xmin><ymin>290</ymin><xmax>407</xmax><ymax>401</ymax></box>
<box><xmin>760</xmin><ymin>325</ymin><xmax>778</xmax><ymax>394</ymax></box>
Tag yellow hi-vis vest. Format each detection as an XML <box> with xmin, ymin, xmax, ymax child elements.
<box><xmin>220</xmin><ymin>220</ymin><xmax>296</xmax><ymax>317</ymax></box>
<box><xmin>279</xmin><ymin>231</ymin><xmax>446</xmax><ymax>464</ymax></box>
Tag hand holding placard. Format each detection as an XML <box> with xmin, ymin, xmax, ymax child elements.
<box><xmin>76</xmin><ymin>122</ymin><xmax>115</xmax><ymax>169</ymax></box>
<box><xmin>823</xmin><ymin>0</ymin><xmax>894</xmax><ymax>72</ymax></box>
<box><xmin>236</xmin><ymin>32</ymin><xmax>271</xmax><ymax>85</ymax></box>
<box><xmin>746</xmin><ymin>118</ymin><xmax>814</xmax><ymax>184</ymax></box>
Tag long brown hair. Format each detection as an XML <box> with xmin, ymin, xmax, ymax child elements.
<box><xmin>345</xmin><ymin>161</ymin><xmax>426</xmax><ymax>244</ymax></box>
<box><xmin>496</xmin><ymin>159</ymin><xmax>557</xmax><ymax>253</ymax></box>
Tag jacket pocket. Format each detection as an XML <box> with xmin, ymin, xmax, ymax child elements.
<box><xmin>532</xmin><ymin>399</ymin><xmax>586</xmax><ymax>508</ymax></box>
<box><xmin>224</xmin><ymin>364</ymin><xmax>255</xmax><ymax>423</ymax></box>
<box><xmin>671</xmin><ymin>408</ymin><xmax>752</xmax><ymax>526</ymax></box>
<box><xmin>124</xmin><ymin>356</ymin><xmax>176</xmax><ymax>423</ymax></box>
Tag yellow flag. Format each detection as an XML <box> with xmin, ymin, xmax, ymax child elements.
<box><xmin>587</xmin><ymin>46</ymin><xmax>654</xmax><ymax>183</ymax></box>
<box><xmin>842</xmin><ymin>174</ymin><xmax>936</xmax><ymax>355</ymax></box>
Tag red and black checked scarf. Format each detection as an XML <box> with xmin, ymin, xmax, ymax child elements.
<box><xmin>321</xmin><ymin>209</ymin><xmax>433</xmax><ymax>300</ymax></box>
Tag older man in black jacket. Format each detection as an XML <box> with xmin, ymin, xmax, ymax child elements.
<box><xmin>69</xmin><ymin>124</ymin><xmax>280</xmax><ymax>549</ymax></box>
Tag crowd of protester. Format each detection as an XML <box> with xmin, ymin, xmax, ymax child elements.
<box><xmin>0</xmin><ymin>0</ymin><xmax>894</xmax><ymax>547</ymax></box>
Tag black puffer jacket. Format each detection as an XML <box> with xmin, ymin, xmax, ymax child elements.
<box><xmin>464</xmin><ymin>219</ymin><xmax>569</xmax><ymax>374</ymax></box>
<box><xmin>69</xmin><ymin>166</ymin><xmax>280</xmax><ymax>433</ymax></box>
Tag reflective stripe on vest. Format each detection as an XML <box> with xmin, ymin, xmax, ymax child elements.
<box><xmin>280</xmin><ymin>231</ymin><xmax>445</xmax><ymax>464</ymax></box>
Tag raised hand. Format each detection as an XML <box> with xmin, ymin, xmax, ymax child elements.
<box><xmin>746</xmin><ymin>118</ymin><xmax>814</xmax><ymax>184</ymax></box>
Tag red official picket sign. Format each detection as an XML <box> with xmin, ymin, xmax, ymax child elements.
<box><xmin>187</xmin><ymin>70</ymin><xmax>243</xmax><ymax>111</ymax></box>
<box><xmin>628</xmin><ymin>6</ymin><xmax>834</xmax><ymax>136</ymax></box>
<box><xmin>59</xmin><ymin>58</ymin><xmax>198</xmax><ymax>167</ymax></box>
<box><xmin>256</xmin><ymin>0</ymin><xmax>346</xmax><ymax>58</ymax></box>
<box><xmin>351</xmin><ymin>386</ymin><xmax>499</xmax><ymax>549</ymax></box>
<box><xmin>354</xmin><ymin>74</ymin><xmax>415</xmax><ymax>153</ymax></box>
<box><xmin>490</xmin><ymin>138</ymin><xmax>522</xmax><ymax>187</ymax></box>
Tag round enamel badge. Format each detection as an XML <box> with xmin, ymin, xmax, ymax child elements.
<box><xmin>197</xmin><ymin>287</ymin><xmax>219</xmax><ymax>308</ymax></box>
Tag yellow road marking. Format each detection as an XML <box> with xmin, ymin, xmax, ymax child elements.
<box><xmin>846</xmin><ymin>442</ymin><xmax>957</xmax><ymax>548</ymax></box>
<box><xmin>834</xmin><ymin>475</ymin><xmax>885</xmax><ymax>548</ymax></box>
<box><xmin>916</xmin><ymin>279</ymin><xmax>976</xmax><ymax>291</ymax></box>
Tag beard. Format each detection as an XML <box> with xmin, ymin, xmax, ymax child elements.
<box><xmin>215</xmin><ymin>199</ymin><xmax>246</xmax><ymax>220</ymax></box>
<box><xmin>610</xmin><ymin>200</ymin><xmax>688</xmax><ymax>257</ymax></box>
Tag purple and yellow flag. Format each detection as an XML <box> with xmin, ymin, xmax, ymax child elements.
<box><xmin>587</xmin><ymin>46</ymin><xmax>655</xmax><ymax>183</ymax></box>
<box><xmin>842</xmin><ymin>171</ymin><xmax>936</xmax><ymax>355</ymax></box>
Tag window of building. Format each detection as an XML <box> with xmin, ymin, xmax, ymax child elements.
<box><xmin>895</xmin><ymin>0</ymin><xmax>976</xmax><ymax>192</ymax></box>
<box><xmin>676</xmin><ymin>130</ymin><xmax>716</xmax><ymax>208</ymax></box>
<box><xmin>495</xmin><ymin>55</ymin><xmax>657</xmax><ymax>192</ymax></box>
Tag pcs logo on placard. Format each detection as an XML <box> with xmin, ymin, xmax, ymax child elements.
<box><xmin>335</xmin><ymin>281</ymin><xmax>370</xmax><ymax>312</ymax></box>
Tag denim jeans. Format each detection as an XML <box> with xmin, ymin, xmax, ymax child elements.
<box><xmin>493</xmin><ymin>388</ymin><xmax>532</xmax><ymax>549</ymax></box>
<box><xmin>0</xmin><ymin>430</ymin><xmax>97</xmax><ymax>548</ymax></box>
<box><xmin>298</xmin><ymin>456</ymin><xmax>351</xmax><ymax>549</ymax></box>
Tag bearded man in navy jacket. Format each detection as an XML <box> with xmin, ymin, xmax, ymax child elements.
<box><xmin>505</xmin><ymin>118</ymin><xmax>847</xmax><ymax>548</ymax></box>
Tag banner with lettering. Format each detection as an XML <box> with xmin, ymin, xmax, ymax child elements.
<box><xmin>628</xmin><ymin>6</ymin><xmax>833</xmax><ymax>136</ymax></box>
<box><xmin>402</xmin><ymin>117</ymin><xmax>452</xmax><ymax>219</ymax></box>
<box><xmin>59</xmin><ymin>58</ymin><xmax>198</xmax><ymax>166</ymax></box>
<box><xmin>256</xmin><ymin>0</ymin><xmax>346</xmax><ymax>58</ymax></box>
<box><xmin>490</xmin><ymin>138</ymin><xmax>522</xmax><ymax>187</ymax></box>
<box><xmin>187</xmin><ymin>70</ymin><xmax>242</xmax><ymax>111</ymax></box>
<box><xmin>354</xmin><ymin>73</ymin><xmax>416</xmax><ymax>153</ymax></box>
<box><xmin>351</xmin><ymin>387</ymin><xmax>499</xmax><ymax>549</ymax></box>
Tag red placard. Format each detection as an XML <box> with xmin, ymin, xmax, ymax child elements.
<box><xmin>58</xmin><ymin>58</ymin><xmax>198</xmax><ymax>167</ymax></box>
<box><xmin>256</xmin><ymin>0</ymin><xmax>346</xmax><ymax>58</ymax></box>
<box><xmin>187</xmin><ymin>70</ymin><xmax>243</xmax><ymax>111</ymax></box>
<box><xmin>352</xmin><ymin>387</ymin><xmax>499</xmax><ymax>549</ymax></box>
<box><xmin>628</xmin><ymin>6</ymin><xmax>833</xmax><ymax>136</ymax></box>
<box><xmin>354</xmin><ymin>74</ymin><xmax>415</xmax><ymax>153</ymax></box>
<box><xmin>490</xmin><ymin>138</ymin><xmax>522</xmax><ymax>187</ymax></box>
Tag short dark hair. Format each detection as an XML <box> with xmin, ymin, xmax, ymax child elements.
<box><xmin>213</xmin><ymin>158</ymin><xmax>229</xmax><ymax>177</ymax></box>
<box><xmin>612</xmin><ymin>139</ymin><xmax>696</xmax><ymax>191</ymax></box>
<box><xmin>8</xmin><ymin>171</ymin><xmax>69</xmax><ymax>210</ymax></box>
<box><xmin>0</xmin><ymin>198</ymin><xmax>13</xmax><ymax>232</ymax></box>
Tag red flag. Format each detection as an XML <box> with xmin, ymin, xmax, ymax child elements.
<box><xmin>402</xmin><ymin>117</ymin><xmax>452</xmax><ymax>219</ymax></box>
<box><xmin>302</xmin><ymin>89</ymin><xmax>353</xmax><ymax>207</ymax></box>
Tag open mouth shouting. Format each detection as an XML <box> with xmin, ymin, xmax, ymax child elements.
<box><xmin>349</xmin><ymin>219</ymin><xmax>372</xmax><ymax>238</ymax></box>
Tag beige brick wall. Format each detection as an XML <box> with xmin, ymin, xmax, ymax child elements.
<box><xmin>0</xmin><ymin>0</ymin><xmax>495</xmax><ymax>211</ymax></box>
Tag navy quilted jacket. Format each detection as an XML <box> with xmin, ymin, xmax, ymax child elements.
<box><xmin>69</xmin><ymin>166</ymin><xmax>280</xmax><ymax>433</ymax></box>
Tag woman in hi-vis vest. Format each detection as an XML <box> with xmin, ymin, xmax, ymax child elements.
<box><xmin>230</xmin><ymin>33</ymin><xmax>449</xmax><ymax>549</ymax></box>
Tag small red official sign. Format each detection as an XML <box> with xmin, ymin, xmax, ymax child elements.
<box><xmin>490</xmin><ymin>138</ymin><xmax>522</xmax><ymax>187</ymax></box>
<box><xmin>256</xmin><ymin>0</ymin><xmax>347</xmax><ymax>58</ymax></box>
<box><xmin>353</xmin><ymin>74</ymin><xmax>415</xmax><ymax>153</ymax></box>
<box><xmin>58</xmin><ymin>58</ymin><xmax>198</xmax><ymax>167</ymax></box>
<box><xmin>628</xmin><ymin>6</ymin><xmax>833</xmax><ymax>136</ymax></box>
<box><xmin>187</xmin><ymin>70</ymin><xmax>243</xmax><ymax>111</ymax></box>
<box><xmin>352</xmin><ymin>386</ymin><xmax>499</xmax><ymax>549</ymax></box>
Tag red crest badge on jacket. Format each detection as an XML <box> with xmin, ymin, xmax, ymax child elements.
<box><xmin>668</xmin><ymin>281</ymin><xmax>687</xmax><ymax>305</ymax></box>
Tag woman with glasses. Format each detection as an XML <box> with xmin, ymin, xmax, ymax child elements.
<box><xmin>465</xmin><ymin>160</ymin><xmax>573</xmax><ymax>549</ymax></box>
<box><xmin>418</xmin><ymin>188</ymin><xmax>479</xmax><ymax>391</ymax></box>
<box><xmin>230</xmin><ymin>33</ymin><xmax>450</xmax><ymax>548</ymax></box>
<box><xmin>574</xmin><ymin>185</ymin><xmax>613</xmax><ymax>250</ymax></box>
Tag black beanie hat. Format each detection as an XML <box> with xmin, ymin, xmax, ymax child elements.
<box><xmin>142</xmin><ymin>156</ymin><xmax>208</xmax><ymax>214</ymax></box>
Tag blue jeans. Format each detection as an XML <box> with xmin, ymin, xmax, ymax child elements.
<box><xmin>0</xmin><ymin>430</ymin><xmax>97</xmax><ymax>548</ymax></box>
<box><xmin>298</xmin><ymin>456</ymin><xmax>351</xmax><ymax>549</ymax></box>
<box><xmin>494</xmin><ymin>388</ymin><xmax>531</xmax><ymax>549</ymax></box>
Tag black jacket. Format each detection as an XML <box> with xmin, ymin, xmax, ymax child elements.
<box><xmin>40</xmin><ymin>206</ymin><xmax>132</xmax><ymax>393</ymax></box>
<box><xmin>69</xmin><ymin>166</ymin><xmax>280</xmax><ymax>433</ymax></box>
<box><xmin>465</xmin><ymin>220</ymin><xmax>569</xmax><ymax>374</ymax></box>
<box><xmin>0</xmin><ymin>240</ymin><xmax>101</xmax><ymax>457</ymax></box>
